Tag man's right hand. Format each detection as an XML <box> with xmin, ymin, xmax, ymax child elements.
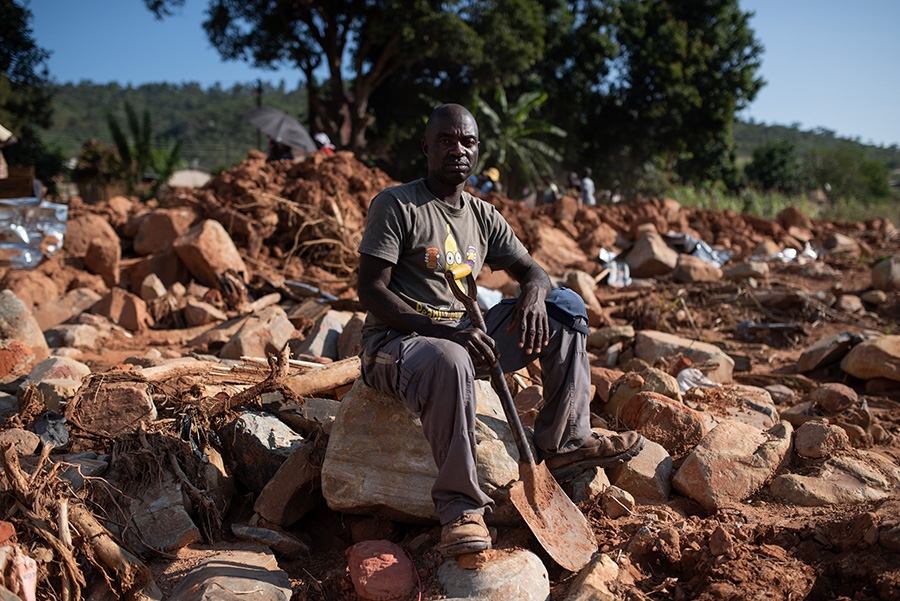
<box><xmin>448</xmin><ymin>327</ymin><xmax>499</xmax><ymax>371</ymax></box>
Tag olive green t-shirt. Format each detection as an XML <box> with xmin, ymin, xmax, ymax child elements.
<box><xmin>358</xmin><ymin>179</ymin><xmax>527</xmax><ymax>342</ymax></box>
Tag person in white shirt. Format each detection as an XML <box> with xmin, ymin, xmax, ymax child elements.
<box><xmin>580</xmin><ymin>167</ymin><xmax>596</xmax><ymax>207</ymax></box>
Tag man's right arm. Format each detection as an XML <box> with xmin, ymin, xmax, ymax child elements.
<box><xmin>357</xmin><ymin>253</ymin><xmax>499</xmax><ymax>368</ymax></box>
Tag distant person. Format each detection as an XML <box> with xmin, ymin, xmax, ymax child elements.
<box><xmin>479</xmin><ymin>167</ymin><xmax>502</xmax><ymax>195</ymax></box>
<box><xmin>567</xmin><ymin>171</ymin><xmax>581</xmax><ymax>197</ymax></box>
<box><xmin>267</xmin><ymin>138</ymin><xmax>294</xmax><ymax>161</ymax></box>
<box><xmin>314</xmin><ymin>132</ymin><xmax>336</xmax><ymax>155</ymax></box>
<box><xmin>0</xmin><ymin>122</ymin><xmax>17</xmax><ymax>180</ymax></box>
<box><xmin>541</xmin><ymin>174</ymin><xmax>561</xmax><ymax>204</ymax></box>
<box><xmin>580</xmin><ymin>168</ymin><xmax>596</xmax><ymax>207</ymax></box>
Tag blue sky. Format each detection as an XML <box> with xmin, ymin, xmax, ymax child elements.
<box><xmin>27</xmin><ymin>0</ymin><xmax>900</xmax><ymax>147</ymax></box>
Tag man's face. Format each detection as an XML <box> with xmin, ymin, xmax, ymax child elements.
<box><xmin>422</xmin><ymin>109</ymin><xmax>480</xmax><ymax>187</ymax></box>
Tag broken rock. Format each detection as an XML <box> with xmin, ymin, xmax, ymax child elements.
<box><xmin>346</xmin><ymin>540</ymin><xmax>416</xmax><ymax>601</ymax></box>
<box><xmin>133</xmin><ymin>207</ymin><xmax>197</xmax><ymax>256</ymax></box>
<box><xmin>673</xmin><ymin>254</ymin><xmax>722</xmax><ymax>283</ymax></box>
<box><xmin>222</xmin><ymin>411</ymin><xmax>305</xmax><ymax>494</ymax></box>
<box><xmin>293</xmin><ymin>310</ymin><xmax>353</xmax><ymax>360</ymax></box>
<box><xmin>608</xmin><ymin>438</ymin><xmax>673</xmax><ymax>503</ymax></box>
<box><xmin>564</xmin><ymin>553</ymin><xmax>620</xmax><ymax>601</ymax></box>
<box><xmin>673</xmin><ymin>420</ymin><xmax>792</xmax><ymax>511</ymax></box>
<box><xmin>219</xmin><ymin>306</ymin><xmax>295</xmax><ymax>361</ymax></box>
<box><xmin>253</xmin><ymin>440</ymin><xmax>321</xmax><ymax>527</ymax></box>
<box><xmin>871</xmin><ymin>255</ymin><xmax>900</xmax><ymax>291</ymax></box>
<box><xmin>167</xmin><ymin>547</ymin><xmax>291</xmax><ymax>601</ymax></box>
<box><xmin>33</xmin><ymin>288</ymin><xmax>103</xmax><ymax>332</ymax></box>
<box><xmin>840</xmin><ymin>335</ymin><xmax>900</xmax><ymax>381</ymax></box>
<box><xmin>321</xmin><ymin>379</ymin><xmax>520</xmax><ymax>524</ymax></box>
<box><xmin>90</xmin><ymin>288</ymin><xmax>151</xmax><ymax>332</ymax></box>
<box><xmin>794</xmin><ymin>421</ymin><xmax>850</xmax><ymax>459</ymax></box>
<box><xmin>122</xmin><ymin>475</ymin><xmax>202</xmax><ymax>553</ymax></box>
<box><xmin>0</xmin><ymin>290</ymin><xmax>49</xmax><ymax>364</ymax></box>
<box><xmin>620</xmin><ymin>391</ymin><xmax>707</xmax><ymax>460</ymax></box>
<box><xmin>770</xmin><ymin>451</ymin><xmax>900</xmax><ymax>506</ymax></box>
<box><xmin>797</xmin><ymin>331</ymin><xmax>865</xmax><ymax>373</ymax></box>
<box><xmin>438</xmin><ymin>549</ymin><xmax>549</xmax><ymax>601</ymax></box>
<box><xmin>173</xmin><ymin>219</ymin><xmax>249</xmax><ymax>289</ymax></box>
<box><xmin>634</xmin><ymin>330</ymin><xmax>734</xmax><ymax>383</ymax></box>
<box><xmin>625</xmin><ymin>232</ymin><xmax>678</xmax><ymax>278</ymax></box>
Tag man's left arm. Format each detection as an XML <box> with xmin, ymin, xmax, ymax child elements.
<box><xmin>504</xmin><ymin>254</ymin><xmax>552</xmax><ymax>354</ymax></box>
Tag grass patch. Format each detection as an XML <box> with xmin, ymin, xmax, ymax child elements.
<box><xmin>667</xmin><ymin>185</ymin><xmax>898</xmax><ymax>223</ymax></box>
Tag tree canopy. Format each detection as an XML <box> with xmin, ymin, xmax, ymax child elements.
<box><xmin>146</xmin><ymin>0</ymin><xmax>764</xmax><ymax>195</ymax></box>
<box><xmin>0</xmin><ymin>0</ymin><xmax>65</xmax><ymax>187</ymax></box>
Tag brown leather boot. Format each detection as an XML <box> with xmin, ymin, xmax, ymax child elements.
<box><xmin>438</xmin><ymin>512</ymin><xmax>492</xmax><ymax>557</ymax></box>
<box><xmin>544</xmin><ymin>431</ymin><xmax>645</xmax><ymax>480</ymax></box>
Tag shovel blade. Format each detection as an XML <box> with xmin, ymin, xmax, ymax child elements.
<box><xmin>509</xmin><ymin>462</ymin><xmax>597</xmax><ymax>572</ymax></box>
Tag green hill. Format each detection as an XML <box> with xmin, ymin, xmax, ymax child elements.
<box><xmin>38</xmin><ymin>81</ymin><xmax>900</xmax><ymax>178</ymax></box>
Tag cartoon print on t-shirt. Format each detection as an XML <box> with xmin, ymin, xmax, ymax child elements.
<box><xmin>423</xmin><ymin>224</ymin><xmax>477</xmax><ymax>273</ymax></box>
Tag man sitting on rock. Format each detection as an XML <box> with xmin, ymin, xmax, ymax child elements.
<box><xmin>356</xmin><ymin>103</ymin><xmax>645</xmax><ymax>557</ymax></box>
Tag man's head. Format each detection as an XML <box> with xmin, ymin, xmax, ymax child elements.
<box><xmin>581</xmin><ymin>167</ymin><xmax>592</xmax><ymax>178</ymax></box>
<box><xmin>423</xmin><ymin>104</ymin><xmax>479</xmax><ymax>189</ymax></box>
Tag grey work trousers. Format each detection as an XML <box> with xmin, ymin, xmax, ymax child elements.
<box><xmin>360</xmin><ymin>288</ymin><xmax>592</xmax><ymax>525</ymax></box>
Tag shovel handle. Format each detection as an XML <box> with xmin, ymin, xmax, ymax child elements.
<box><xmin>444</xmin><ymin>268</ymin><xmax>537</xmax><ymax>468</ymax></box>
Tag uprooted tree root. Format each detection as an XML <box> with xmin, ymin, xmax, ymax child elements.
<box><xmin>0</xmin><ymin>442</ymin><xmax>160</xmax><ymax>601</ymax></box>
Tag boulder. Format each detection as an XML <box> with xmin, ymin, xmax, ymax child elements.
<box><xmin>438</xmin><ymin>549</ymin><xmax>549</xmax><ymax>601</ymax></box>
<box><xmin>0</xmin><ymin>429</ymin><xmax>40</xmax><ymax>456</ymax></box>
<box><xmin>83</xmin><ymin>237</ymin><xmax>121</xmax><ymax>287</ymax></box>
<box><xmin>167</xmin><ymin>547</ymin><xmax>291</xmax><ymax>601</ymax></box>
<box><xmin>346</xmin><ymin>540</ymin><xmax>416</xmax><ymax>601</ymax></box>
<box><xmin>254</xmin><ymin>440</ymin><xmax>321</xmax><ymax>526</ymax></box>
<box><xmin>565</xmin><ymin>467</ymin><xmax>610</xmax><ymax>503</ymax></box>
<box><xmin>625</xmin><ymin>232</ymin><xmax>678</xmax><ymax>278</ymax></box>
<box><xmin>619</xmin><ymin>391</ymin><xmax>707</xmax><ymax>460</ymax></box>
<box><xmin>33</xmin><ymin>288</ymin><xmax>103</xmax><ymax>331</ymax></box>
<box><xmin>810</xmin><ymin>383</ymin><xmax>857</xmax><ymax>414</ymax></box>
<box><xmin>634</xmin><ymin>330</ymin><xmax>734</xmax><ymax>383</ymax></box>
<box><xmin>770</xmin><ymin>451</ymin><xmax>900</xmax><ymax>506</ymax></box>
<box><xmin>605</xmin><ymin>367</ymin><xmax>681</xmax><ymax>417</ymax></box>
<box><xmin>707</xmin><ymin>385</ymin><xmax>779</xmax><ymax>431</ymax></box>
<box><xmin>0</xmin><ymin>290</ymin><xmax>49</xmax><ymax>363</ymax></box>
<box><xmin>565</xmin><ymin>271</ymin><xmax>603</xmax><ymax>315</ymax></box>
<box><xmin>293</xmin><ymin>310</ymin><xmax>354</xmax><ymax>360</ymax></box>
<box><xmin>834</xmin><ymin>294</ymin><xmax>864</xmax><ymax>314</ymax></box>
<box><xmin>778</xmin><ymin>206</ymin><xmax>813</xmax><ymax>231</ymax></box>
<box><xmin>63</xmin><ymin>214</ymin><xmax>119</xmax><ymax>258</ymax></box>
<box><xmin>587</xmin><ymin>326</ymin><xmax>634</xmax><ymax>351</ymax></box>
<box><xmin>183</xmin><ymin>299</ymin><xmax>228</xmax><ymax>327</ymax></box>
<box><xmin>321</xmin><ymin>379</ymin><xmax>521</xmax><ymax>524</ymax></box>
<box><xmin>173</xmin><ymin>219</ymin><xmax>249</xmax><ymax>288</ymax></box>
<box><xmin>797</xmin><ymin>331</ymin><xmax>865</xmax><ymax>373</ymax></box>
<box><xmin>589</xmin><ymin>365</ymin><xmax>624</xmax><ymax>404</ymax></box>
<box><xmin>139</xmin><ymin>273</ymin><xmax>168</xmax><ymax>301</ymax></box>
<box><xmin>564</xmin><ymin>553</ymin><xmax>620</xmax><ymax>601</ymax></box>
<box><xmin>90</xmin><ymin>288</ymin><xmax>151</xmax><ymax>332</ymax></box>
<box><xmin>0</xmin><ymin>340</ymin><xmax>35</xmax><ymax>380</ymax></box>
<box><xmin>608</xmin><ymin>438</ymin><xmax>672</xmax><ymax>503</ymax></box>
<box><xmin>219</xmin><ymin>306</ymin><xmax>295</xmax><ymax>361</ymax></box>
<box><xmin>722</xmin><ymin>261</ymin><xmax>769</xmax><ymax>281</ymax></box>
<box><xmin>123</xmin><ymin>249</ymin><xmax>191</xmax><ymax>294</ymax></box>
<box><xmin>122</xmin><ymin>476</ymin><xmax>202</xmax><ymax>553</ymax></box>
<box><xmin>673</xmin><ymin>420</ymin><xmax>792</xmax><ymax>510</ymax></box>
<box><xmin>0</xmin><ymin>270</ymin><xmax>60</xmax><ymax>311</ymax></box>
<box><xmin>602</xmin><ymin>485</ymin><xmax>635</xmax><ymax>519</ymax></box>
<box><xmin>840</xmin><ymin>336</ymin><xmax>900</xmax><ymax>381</ymax></box>
<box><xmin>133</xmin><ymin>207</ymin><xmax>198</xmax><ymax>256</ymax></box>
<box><xmin>673</xmin><ymin>254</ymin><xmax>722</xmax><ymax>283</ymax></box>
<box><xmin>222</xmin><ymin>411</ymin><xmax>305</xmax><ymax>494</ymax></box>
<box><xmin>872</xmin><ymin>255</ymin><xmax>900</xmax><ymax>291</ymax></box>
<box><xmin>794</xmin><ymin>421</ymin><xmax>850</xmax><ymax>459</ymax></box>
<box><xmin>337</xmin><ymin>313</ymin><xmax>365</xmax><ymax>360</ymax></box>
<box><xmin>231</xmin><ymin>524</ymin><xmax>309</xmax><ymax>557</ymax></box>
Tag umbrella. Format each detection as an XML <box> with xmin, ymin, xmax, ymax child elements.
<box><xmin>243</xmin><ymin>106</ymin><xmax>317</xmax><ymax>153</ymax></box>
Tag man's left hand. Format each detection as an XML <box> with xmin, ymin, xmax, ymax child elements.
<box><xmin>506</xmin><ymin>285</ymin><xmax>549</xmax><ymax>355</ymax></box>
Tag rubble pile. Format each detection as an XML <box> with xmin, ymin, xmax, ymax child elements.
<box><xmin>0</xmin><ymin>149</ymin><xmax>898</xmax><ymax>600</ymax></box>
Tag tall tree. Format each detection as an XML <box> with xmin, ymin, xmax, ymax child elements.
<box><xmin>0</xmin><ymin>0</ymin><xmax>64</xmax><ymax>187</ymax></box>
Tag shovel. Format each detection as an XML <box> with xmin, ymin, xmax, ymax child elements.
<box><xmin>444</xmin><ymin>266</ymin><xmax>597</xmax><ymax>572</ymax></box>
